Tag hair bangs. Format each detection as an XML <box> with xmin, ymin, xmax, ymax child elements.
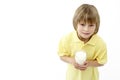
<box><xmin>79</xmin><ymin>13</ymin><xmax>96</xmax><ymax>24</ymax></box>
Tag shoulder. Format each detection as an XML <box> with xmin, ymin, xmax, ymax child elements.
<box><xmin>60</xmin><ymin>31</ymin><xmax>75</xmax><ymax>42</ymax></box>
<box><xmin>93</xmin><ymin>34</ymin><xmax>107</xmax><ymax>48</ymax></box>
<box><xmin>94</xmin><ymin>34</ymin><xmax>106</xmax><ymax>44</ymax></box>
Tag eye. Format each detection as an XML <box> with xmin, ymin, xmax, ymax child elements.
<box><xmin>80</xmin><ymin>23</ymin><xmax>85</xmax><ymax>26</ymax></box>
<box><xmin>89</xmin><ymin>24</ymin><xmax>94</xmax><ymax>27</ymax></box>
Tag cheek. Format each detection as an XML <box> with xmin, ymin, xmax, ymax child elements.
<box><xmin>77</xmin><ymin>26</ymin><xmax>82</xmax><ymax>32</ymax></box>
<box><xmin>76</xmin><ymin>28</ymin><xmax>81</xmax><ymax>34</ymax></box>
<box><xmin>92</xmin><ymin>28</ymin><xmax>96</xmax><ymax>33</ymax></box>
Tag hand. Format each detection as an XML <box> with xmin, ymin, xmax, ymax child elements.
<box><xmin>72</xmin><ymin>59</ymin><xmax>88</xmax><ymax>71</ymax></box>
<box><xmin>75</xmin><ymin>64</ymin><xmax>87</xmax><ymax>70</ymax></box>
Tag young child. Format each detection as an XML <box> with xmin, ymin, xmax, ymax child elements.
<box><xmin>58</xmin><ymin>4</ymin><xmax>107</xmax><ymax>80</ymax></box>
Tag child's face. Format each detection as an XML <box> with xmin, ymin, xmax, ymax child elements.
<box><xmin>77</xmin><ymin>21</ymin><xmax>96</xmax><ymax>41</ymax></box>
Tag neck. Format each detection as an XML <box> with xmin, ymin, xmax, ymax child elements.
<box><xmin>77</xmin><ymin>33</ymin><xmax>91</xmax><ymax>43</ymax></box>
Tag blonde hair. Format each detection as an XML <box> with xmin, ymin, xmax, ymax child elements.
<box><xmin>73</xmin><ymin>4</ymin><xmax>100</xmax><ymax>34</ymax></box>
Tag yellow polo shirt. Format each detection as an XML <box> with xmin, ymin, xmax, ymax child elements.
<box><xmin>58</xmin><ymin>31</ymin><xmax>107</xmax><ymax>80</ymax></box>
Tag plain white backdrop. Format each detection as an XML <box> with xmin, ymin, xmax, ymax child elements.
<box><xmin>0</xmin><ymin>0</ymin><xmax>120</xmax><ymax>80</ymax></box>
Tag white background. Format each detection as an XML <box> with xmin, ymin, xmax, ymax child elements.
<box><xmin>0</xmin><ymin>0</ymin><xmax>120</xmax><ymax>80</ymax></box>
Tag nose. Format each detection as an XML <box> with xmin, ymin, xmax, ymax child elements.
<box><xmin>84</xmin><ymin>26</ymin><xmax>89</xmax><ymax>31</ymax></box>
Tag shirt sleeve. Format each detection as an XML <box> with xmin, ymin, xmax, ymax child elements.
<box><xmin>96</xmin><ymin>42</ymin><xmax>107</xmax><ymax>64</ymax></box>
<box><xmin>57</xmin><ymin>36</ymin><xmax>71</xmax><ymax>56</ymax></box>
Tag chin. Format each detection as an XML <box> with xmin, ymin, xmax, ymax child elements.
<box><xmin>82</xmin><ymin>36</ymin><xmax>91</xmax><ymax>39</ymax></box>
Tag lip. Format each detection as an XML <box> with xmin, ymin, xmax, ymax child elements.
<box><xmin>82</xmin><ymin>32</ymin><xmax>90</xmax><ymax>35</ymax></box>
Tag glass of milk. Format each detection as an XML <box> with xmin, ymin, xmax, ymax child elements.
<box><xmin>75</xmin><ymin>50</ymin><xmax>86</xmax><ymax>65</ymax></box>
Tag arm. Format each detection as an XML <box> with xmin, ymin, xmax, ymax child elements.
<box><xmin>60</xmin><ymin>56</ymin><xmax>75</xmax><ymax>64</ymax></box>
<box><xmin>60</xmin><ymin>56</ymin><xmax>104</xmax><ymax>71</ymax></box>
<box><xmin>60</xmin><ymin>56</ymin><xmax>103</xmax><ymax>67</ymax></box>
<box><xmin>60</xmin><ymin>56</ymin><xmax>88</xmax><ymax>70</ymax></box>
<box><xmin>85</xmin><ymin>60</ymin><xmax>104</xmax><ymax>67</ymax></box>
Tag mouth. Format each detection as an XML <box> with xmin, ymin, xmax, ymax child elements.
<box><xmin>82</xmin><ymin>32</ymin><xmax>90</xmax><ymax>35</ymax></box>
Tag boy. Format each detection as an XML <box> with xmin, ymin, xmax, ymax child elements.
<box><xmin>58</xmin><ymin>4</ymin><xmax>107</xmax><ymax>80</ymax></box>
